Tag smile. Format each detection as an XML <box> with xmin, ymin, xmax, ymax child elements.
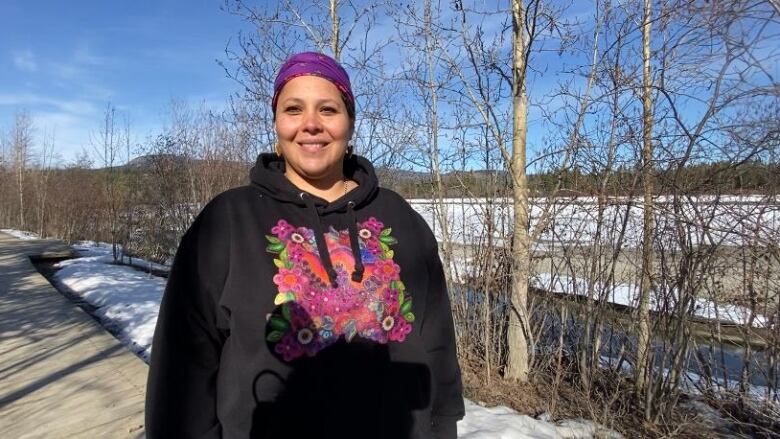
<box><xmin>298</xmin><ymin>142</ymin><xmax>329</xmax><ymax>152</ymax></box>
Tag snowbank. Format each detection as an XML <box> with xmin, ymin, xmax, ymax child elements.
<box><xmin>459</xmin><ymin>400</ymin><xmax>622</xmax><ymax>438</ymax></box>
<box><xmin>45</xmin><ymin>236</ymin><xmax>622</xmax><ymax>438</ymax></box>
<box><xmin>55</xmin><ymin>241</ymin><xmax>166</xmax><ymax>361</ymax></box>
<box><xmin>1</xmin><ymin>228</ymin><xmax>40</xmax><ymax>240</ymax></box>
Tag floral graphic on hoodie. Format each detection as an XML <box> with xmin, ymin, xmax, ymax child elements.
<box><xmin>264</xmin><ymin>217</ymin><xmax>414</xmax><ymax>362</ymax></box>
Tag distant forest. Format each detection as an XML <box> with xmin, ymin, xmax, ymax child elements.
<box><xmin>383</xmin><ymin>160</ymin><xmax>780</xmax><ymax>198</ymax></box>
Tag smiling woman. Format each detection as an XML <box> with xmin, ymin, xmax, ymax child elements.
<box><xmin>271</xmin><ymin>52</ymin><xmax>357</xmax><ymax>201</ymax></box>
<box><xmin>275</xmin><ymin>75</ymin><xmax>354</xmax><ymax>199</ymax></box>
<box><xmin>145</xmin><ymin>52</ymin><xmax>465</xmax><ymax>439</ymax></box>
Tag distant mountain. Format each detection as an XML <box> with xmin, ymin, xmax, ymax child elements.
<box><xmin>124</xmin><ymin>154</ymin><xmax>195</xmax><ymax>169</ymax></box>
<box><xmin>375</xmin><ymin>167</ymin><xmax>428</xmax><ymax>182</ymax></box>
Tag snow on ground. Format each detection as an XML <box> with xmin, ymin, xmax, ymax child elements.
<box><xmin>1</xmin><ymin>228</ymin><xmax>41</xmax><ymax>240</ymax></box>
<box><xmin>73</xmin><ymin>240</ymin><xmax>171</xmax><ymax>273</ymax></box>
<box><xmin>459</xmin><ymin>400</ymin><xmax>622</xmax><ymax>439</ymax></box>
<box><xmin>3</xmin><ymin>230</ymin><xmax>621</xmax><ymax>438</ymax></box>
<box><xmin>409</xmin><ymin>195</ymin><xmax>780</xmax><ymax>250</ymax></box>
<box><xmin>55</xmin><ymin>241</ymin><xmax>166</xmax><ymax>361</ymax></box>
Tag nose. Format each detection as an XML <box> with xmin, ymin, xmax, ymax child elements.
<box><xmin>301</xmin><ymin>109</ymin><xmax>323</xmax><ymax>134</ymax></box>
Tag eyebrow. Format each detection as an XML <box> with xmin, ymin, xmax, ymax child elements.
<box><xmin>280</xmin><ymin>97</ymin><xmax>343</xmax><ymax>106</ymax></box>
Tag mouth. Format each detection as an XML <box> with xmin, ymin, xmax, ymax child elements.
<box><xmin>297</xmin><ymin>141</ymin><xmax>329</xmax><ymax>153</ymax></box>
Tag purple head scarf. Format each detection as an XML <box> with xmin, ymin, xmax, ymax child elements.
<box><xmin>272</xmin><ymin>52</ymin><xmax>355</xmax><ymax>118</ymax></box>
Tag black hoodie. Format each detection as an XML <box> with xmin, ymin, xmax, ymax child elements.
<box><xmin>145</xmin><ymin>154</ymin><xmax>465</xmax><ymax>439</ymax></box>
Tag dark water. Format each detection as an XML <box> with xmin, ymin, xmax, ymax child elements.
<box><xmin>455</xmin><ymin>286</ymin><xmax>779</xmax><ymax>394</ymax></box>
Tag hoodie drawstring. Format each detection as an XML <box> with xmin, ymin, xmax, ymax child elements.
<box><xmin>301</xmin><ymin>193</ymin><xmax>339</xmax><ymax>288</ymax></box>
<box><xmin>300</xmin><ymin>194</ymin><xmax>364</xmax><ymax>287</ymax></box>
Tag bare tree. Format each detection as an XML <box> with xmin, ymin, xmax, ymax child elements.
<box><xmin>330</xmin><ymin>0</ymin><xmax>341</xmax><ymax>60</ymax></box>
<box><xmin>506</xmin><ymin>0</ymin><xmax>533</xmax><ymax>382</ymax></box>
<box><xmin>11</xmin><ymin>112</ymin><xmax>33</xmax><ymax>230</ymax></box>
<box><xmin>636</xmin><ymin>0</ymin><xmax>655</xmax><ymax>404</ymax></box>
<box><xmin>34</xmin><ymin>129</ymin><xmax>56</xmax><ymax>237</ymax></box>
<box><xmin>93</xmin><ymin>102</ymin><xmax>125</xmax><ymax>261</ymax></box>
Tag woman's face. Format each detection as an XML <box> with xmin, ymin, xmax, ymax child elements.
<box><xmin>275</xmin><ymin>75</ymin><xmax>353</xmax><ymax>188</ymax></box>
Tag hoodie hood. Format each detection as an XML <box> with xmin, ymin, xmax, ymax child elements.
<box><xmin>249</xmin><ymin>153</ymin><xmax>379</xmax><ymax>214</ymax></box>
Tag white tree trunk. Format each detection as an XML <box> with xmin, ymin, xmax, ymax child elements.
<box><xmin>330</xmin><ymin>0</ymin><xmax>340</xmax><ymax>60</ymax></box>
<box><xmin>506</xmin><ymin>0</ymin><xmax>531</xmax><ymax>382</ymax></box>
<box><xmin>636</xmin><ymin>0</ymin><xmax>655</xmax><ymax>399</ymax></box>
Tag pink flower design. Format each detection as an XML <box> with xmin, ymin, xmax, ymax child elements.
<box><xmin>273</xmin><ymin>267</ymin><xmax>307</xmax><ymax>292</ymax></box>
<box><xmin>321</xmin><ymin>292</ymin><xmax>350</xmax><ymax>316</ymax></box>
<box><xmin>389</xmin><ymin>319</ymin><xmax>412</xmax><ymax>342</ymax></box>
<box><xmin>266</xmin><ymin>219</ymin><xmax>411</xmax><ymax>361</ymax></box>
<box><xmin>275</xmin><ymin>334</ymin><xmax>304</xmax><ymax>361</ymax></box>
<box><xmin>361</xmin><ymin>217</ymin><xmax>384</xmax><ymax>234</ymax></box>
<box><xmin>272</xmin><ymin>220</ymin><xmax>294</xmax><ymax>240</ymax></box>
<box><xmin>383</xmin><ymin>290</ymin><xmax>400</xmax><ymax>314</ymax></box>
<box><xmin>288</xmin><ymin>246</ymin><xmax>305</xmax><ymax>263</ymax></box>
<box><xmin>374</xmin><ymin>259</ymin><xmax>401</xmax><ymax>282</ymax></box>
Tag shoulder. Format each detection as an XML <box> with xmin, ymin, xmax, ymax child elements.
<box><xmin>196</xmin><ymin>186</ymin><xmax>258</xmax><ymax>220</ymax></box>
<box><xmin>376</xmin><ymin>188</ymin><xmax>424</xmax><ymax>222</ymax></box>
<box><xmin>185</xmin><ymin>186</ymin><xmax>258</xmax><ymax>241</ymax></box>
<box><xmin>375</xmin><ymin>188</ymin><xmax>424</xmax><ymax>217</ymax></box>
<box><xmin>204</xmin><ymin>186</ymin><xmax>259</xmax><ymax>210</ymax></box>
<box><xmin>374</xmin><ymin>188</ymin><xmax>438</xmax><ymax>254</ymax></box>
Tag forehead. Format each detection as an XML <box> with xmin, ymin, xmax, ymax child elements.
<box><xmin>277</xmin><ymin>75</ymin><xmax>343</xmax><ymax>101</ymax></box>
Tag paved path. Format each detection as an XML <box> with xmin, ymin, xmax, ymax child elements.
<box><xmin>0</xmin><ymin>232</ymin><xmax>147</xmax><ymax>438</ymax></box>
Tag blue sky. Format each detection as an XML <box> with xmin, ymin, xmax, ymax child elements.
<box><xmin>0</xmin><ymin>0</ymin><xmax>600</xmax><ymax>169</ymax></box>
<box><xmin>2</xmin><ymin>1</ymin><xmax>776</xmax><ymax>170</ymax></box>
<box><xmin>1</xmin><ymin>0</ymin><xmax>245</xmax><ymax>165</ymax></box>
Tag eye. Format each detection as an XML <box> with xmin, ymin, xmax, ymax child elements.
<box><xmin>321</xmin><ymin>106</ymin><xmax>339</xmax><ymax>114</ymax></box>
<box><xmin>284</xmin><ymin>105</ymin><xmax>302</xmax><ymax>114</ymax></box>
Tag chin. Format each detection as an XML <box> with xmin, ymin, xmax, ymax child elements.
<box><xmin>292</xmin><ymin>162</ymin><xmax>341</xmax><ymax>182</ymax></box>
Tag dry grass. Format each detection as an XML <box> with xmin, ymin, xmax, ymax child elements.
<box><xmin>458</xmin><ymin>358</ymin><xmax>743</xmax><ymax>438</ymax></box>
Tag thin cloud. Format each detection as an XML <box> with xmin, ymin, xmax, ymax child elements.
<box><xmin>12</xmin><ymin>49</ymin><xmax>37</xmax><ymax>72</ymax></box>
<box><xmin>0</xmin><ymin>93</ymin><xmax>98</xmax><ymax>115</ymax></box>
<box><xmin>73</xmin><ymin>44</ymin><xmax>117</xmax><ymax>67</ymax></box>
<box><xmin>45</xmin><ymin>43</ymin><xmax>118</xmax><ymax>82</ymax></box>
<box><xmin>48</xmin><ymin>61</ymin><xmax>83</xmax><ymax>81</ymax></box>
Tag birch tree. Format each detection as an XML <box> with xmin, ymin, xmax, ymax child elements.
<box><xmin>435</xmin><ymin>0</ymin><xmax>566</xmax><ymax>383</ymax></box>
<box><xmin>11</xmin><ymin>112</ymin><xmax>33</xmax><ymax>230</ymax></box>
<box><xmin>34</xmin><ymin>130</ymin><xmax>55</xmax><ymax>237</ymax></box>
<box><xmin>635</xmin><ymin>0</ymin><xmax>654</xmax><ymax>402</ymax></box>
<box><xmin>93</xmin><ymin>102</ymin><xmax>123</xmax><ymax>262</ymax></box>
<box><xmin>506</xmin><ymin>0</ymin><xmax>532</xmax><ymax>382</ymax></box>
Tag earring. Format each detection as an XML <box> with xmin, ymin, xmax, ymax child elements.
<box><xmin>346</xmin><ymin>144</ymin><xmax>354</xmax><ymax>158</ymax></box>
<box><xmin>275</xmin><ymin>143</ymin><xmax>282</xmax><ymax>157</ymax></box>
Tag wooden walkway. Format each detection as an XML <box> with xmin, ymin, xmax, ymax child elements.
<box><xmin>0</xmin><ymin>232</ymin><xmax>147</xmax><ymax>438</ymax></box>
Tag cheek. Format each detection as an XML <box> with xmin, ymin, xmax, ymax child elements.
<box><xmin>332</xmin><ymin>120</ymin><xmax>353</xmax><ymax>141</ymax></box>
<box><xmin>275</xmin><ymin>120</ymin><xmax>295</xmax><ymax>140</ymax></box>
